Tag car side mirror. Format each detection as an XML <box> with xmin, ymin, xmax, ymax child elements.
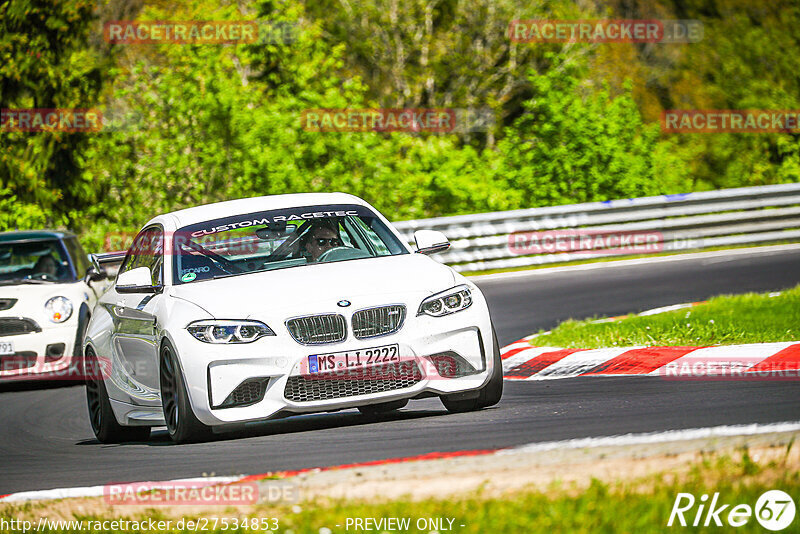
<box><xmin>414</xmin><ymin>230</ymin><xmax>450</xmax><ymax>255</ymax></box>
<box><xmin>85</xmin><ymin>267</ymin><xmax>107</xmax><ymax>282</ymax></box>
<box><xmin>85</xmin><ymin>255</ymin><xmax>107</xmax><ymax>282</ymax></box>
<box><xmin>116</xmin><ymin>266</ymin><xmax>161</xmax><ymax>294</ymax></box>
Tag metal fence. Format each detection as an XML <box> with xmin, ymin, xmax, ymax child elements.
<box><xmin>392</xmin><ymin>183</ymin><xmax>800</xmax><ymax>273</ymax></box>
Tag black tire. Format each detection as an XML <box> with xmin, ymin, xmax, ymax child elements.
<box><xmin>441</xmin><ymin>324</ymin><xmax>503</xmax><ymax>413</ymax></box>
<box><xmin>160</xmin><ymin>340</ymin><xmax>214</xmax><ymax>444</ymax></box>
<box><xmin>85</xmin><ymin>347</ymin><xmax>151</xmax><ymax>443</ymax></box>
<box><xmin>477</xmin><ymin>324</ymin><xmax>504</xmax><ymax>408</ymax></box>
<box><xmin>358</xmin><ymin>399</ymin><xmax>408</xmax><ymax>415</ymax></box>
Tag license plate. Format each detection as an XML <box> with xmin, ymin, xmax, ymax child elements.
<box><xmin>307</xmin><ymin>344</ymin><xmax>399</xmax><ymax>374</ymax></box>
<box><xmin>0</xmin><ymin>341</ymin><xmax>14</xmax><ymax>355</ymax></box>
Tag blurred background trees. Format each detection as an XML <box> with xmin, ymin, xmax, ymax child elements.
<box><xmin>1</xmin><ymin>0</ymin><xmax>798</xmax><ymax>249</ymax></box>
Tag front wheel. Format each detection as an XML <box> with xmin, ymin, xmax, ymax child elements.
<box><xmin>441</xmin><ymin>324</ymin><xmax>503</xmax><ymax>413</ymax></box>
<box><xmin>85</xmin><ymin>347</ymin><xmax>151</xmax><ymax>443</ymax></box>
<box><xmin>160</xmin><ymin>341</ymin><xmax>214</xmax><ymax>444</ymax></box>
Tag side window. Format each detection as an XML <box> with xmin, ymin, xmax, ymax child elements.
<box><xmin>118</xmin><ymin>227</ymin><xmax>164</xmax><ymax>286</ymax></box>
<box><xmin>352</xmin><ymin>217</ymin><xmax>392</xmax><ymax>256</ymax></box>
<box><xmin>63</xmin><ymin>237</ymin><xmax>90</xmax><ymax>278</ymax></box>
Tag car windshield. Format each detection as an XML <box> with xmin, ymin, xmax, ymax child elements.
<box><xmin>173</xmin><ymin>204</ymin><xmax>408</xmax><ymax>284</ymax></box>
<box><xmin>0</xmin><ymin>239</ymin><xmax>75</xmax><ymax>284</ymax></box>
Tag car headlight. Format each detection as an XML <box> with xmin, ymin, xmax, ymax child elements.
<box><xmin>186</xmin><ymin>320</ymin><xmax>276</xmax><ymax>344</ymax></box>
<box><xmin>45</xmin><ymin>296</ymin><xmax>73</xmax><ymax>323</ymax></box>
<box><xmin>418</xmin><ymin>285</ymin><xmax>473</xmax><ymax>317</ymax></box>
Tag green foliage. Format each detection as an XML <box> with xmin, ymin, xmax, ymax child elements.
<box><xmin>532</xmin><ymin>284</ymin><xmax>800</xmax><ymax>348</ymax></box>
<box><xmin>0</xmin><ymin>0</ymin><xmax>110</xmax><ymax>227</ymax></box>
<box><xmin>495</xmin><ymin>63</ymin><xmax>691</xmax><ymax>206</ymax></box>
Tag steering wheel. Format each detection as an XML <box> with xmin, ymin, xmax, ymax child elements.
<box><xmin>317</xmin><ymin>246</ymin><xmax>372</xmax><ymax>263</ymax></box>
<box><xmin>184</xmin><ymin>241</ymin><xmax>244</xmax><ymax>275</ymax></box>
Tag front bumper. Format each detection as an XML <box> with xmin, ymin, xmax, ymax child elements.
<box><xmin>172</xmin><ymin>305</ymin><xmax>494</xmax><ymax>427</ymax></box>
<box><xmin>0</xmin><ymin>324</ymin><xmax>77</xmax><ymax>381</ymax></box>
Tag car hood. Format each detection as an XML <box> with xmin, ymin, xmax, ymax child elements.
<box><xmin>0</xmin><ymin>281</ymin><xmax>88</xmax><ymax>302</ymax></box>
<box><xmin>167</xmin><ymin>253</ymin><xmax>457</xmax><ymax>319</ymax></box>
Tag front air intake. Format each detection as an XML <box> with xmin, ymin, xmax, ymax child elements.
<box><xmin>215</xmin><ymin>378</ymin><xmax>270</xmax><ymax>409</ymax></box>
<box><xmin>284</xmin><ymin>361</ymin><xmax>422</xmax><ymax>402</ymax></box>
<box><xmin>0</xmin><ymin>318</ymin><xmax>41</xmax><ymax>336</ymax></box>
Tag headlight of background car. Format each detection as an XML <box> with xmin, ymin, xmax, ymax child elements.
<box><xmin>418</xmin><ymin>285</ymin><xmax>473</xmax><ymax>317</ymax></box>
<box><xmin>45</xmin><ymin>296</ymin><xmax>73</xmax><ymax>323</ymax></box>
<box><xmin>186</xmin><ymin>320</ymin><xmax>275</xmax><ymax>344</ymax></box>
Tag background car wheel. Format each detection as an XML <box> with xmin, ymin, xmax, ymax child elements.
<box><xmin>441</xmin><ymin>324</ymin><xmax>503</xmax><ymax>413</ymax></box>
<box><xmin>85</xmin><ymin>347</ymin><xmax>151</xmax><ymax>443</ymax></box>
<box><xmin>358</xmin><ymin>399</ymin><xmax>408</xmax><ymax>415</ymax></box>
<box><xmin>160</xmin><ymin>341</ymin><xmax>214</xmax><ymax>444</ymax></box>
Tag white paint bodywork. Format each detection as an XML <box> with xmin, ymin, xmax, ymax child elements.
<box><xmin>84</xmin><ymin>193</ymin><xmax>496</xmax><ymax>429</ymax></box>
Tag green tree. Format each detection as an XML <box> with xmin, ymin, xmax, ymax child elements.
<box><xmin>495</xmin><ymin>60</ymin><xmax>691</xmax><ymax>206</ymax></box>
<box><xmin>0</xmin><ymin>0</ymin><xmax>113</xmax><ymax>230</ymax></box>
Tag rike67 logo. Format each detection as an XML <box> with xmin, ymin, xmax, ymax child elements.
<box><xmin>668</xmin><ymin>490</ymin><xmax>796</xmax><ymax>530</ymax></box>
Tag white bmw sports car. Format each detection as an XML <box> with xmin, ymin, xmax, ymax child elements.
<box><xmin>83</xmin><ymin>193</ymin><xmax>502</xmax><ymax>443</ymax></box>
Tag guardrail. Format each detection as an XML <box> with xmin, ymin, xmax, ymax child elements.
<box><xmin>392</xmin><ymin>183</ymin><xmax>800</xmax><ymax>273</ymax></box>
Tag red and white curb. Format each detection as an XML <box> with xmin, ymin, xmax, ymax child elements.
<box><xmin>2</xmin><ymin>421</ymin><xmax>799</xmax><ymax>504</ymax></box>
<box><xmin>501</xmin><ymin>342</ymin><xmax>800</xmax><ymax>380</ymax></box>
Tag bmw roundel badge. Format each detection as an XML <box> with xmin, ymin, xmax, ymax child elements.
<box><xmin>337</xmin><ymin>300</ymin><xmax>351</xmax><ymax>307</ymax></box>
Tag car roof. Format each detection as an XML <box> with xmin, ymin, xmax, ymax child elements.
<box><xmin>152</xmin><ymin>192</ymin><xmax>371</xmax><ymax>229</ymax></box>
<box><xmin>0</xmin><ymin>230</ymin><xmax>76</xmax><ymax>243</ymax></box>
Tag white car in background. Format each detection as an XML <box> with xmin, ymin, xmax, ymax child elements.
<box><xmin>83</xmin><ymin>193</ymin><xmax>502</xmax><ymax>443</ymax></box>
<box><xmin>0</xmin><ymin>231</ymin><xmax>108</xmax><ymax>381</ymax></box>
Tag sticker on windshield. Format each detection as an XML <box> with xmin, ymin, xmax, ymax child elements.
<box><xmin>183</xmin><ymin>204</ymin><xmax>372</xmax><ymax>238</ymax></box>
<box><xmin>181</xmin><ymin>272</ymin><xmax>197</xmax><ymax>282</ymax></box>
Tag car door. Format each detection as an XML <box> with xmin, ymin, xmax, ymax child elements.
<box><xmin>107</xmin><ymin>226</ymin><xmax>164</xmax><ymax>406</ymax></box>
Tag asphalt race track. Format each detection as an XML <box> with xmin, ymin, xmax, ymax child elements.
<box><xmin>2</xmin><ymin>247</ymin><xmax>800</xmax><ymax>494</ymax></box>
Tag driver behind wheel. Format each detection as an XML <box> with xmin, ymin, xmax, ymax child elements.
<box><xmin>33</xmin><ymin>254</ymin><xmax>59</xmax><ymax>278</ymax></box>
<box><xmin>303</xmin><ymin>220</ymin><xmax>342</xmax><ymax>262</ymax></box>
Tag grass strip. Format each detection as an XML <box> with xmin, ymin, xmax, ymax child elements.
<box><xmin>529</xmin><ymin>285</ymin><xmax>800</xmax><ymax>349</ymax></box>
